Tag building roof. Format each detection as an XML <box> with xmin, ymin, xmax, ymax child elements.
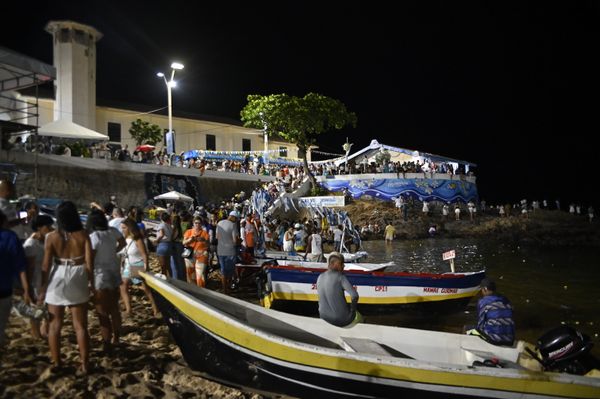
<box><xmin>0</xmin><ymin>46</ymin><xmax>55</xmax><ymax>92</ymax></box>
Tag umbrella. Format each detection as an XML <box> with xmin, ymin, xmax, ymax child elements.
<box><xmin>153</xmin><ymin>190</ymin><xmax>194</xmax><ymax>203</ymax></box>
<box><xmin>136</xmin><ymin>144</ymin><xmax>155</xmax><ymax>152</ymax></box>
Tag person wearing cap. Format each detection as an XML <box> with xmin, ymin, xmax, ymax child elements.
<box><xmin>468</xmin><ymin>278</ymin><xmax>515</xmax><ymax>346</ymax></box>
<box><xmin>216</xmin><ymin>210</ymin><xmax>240</xmax><ymax>294</ymax></box>
<box><xmin>23</xmin><ymin>214</ymin><xmax>55</xmax><ymax>339</ymax></box>
<box><xmin>316</xmin><ymin>252</ymin><xmax>361</xmax><ymax>327</ymax></box>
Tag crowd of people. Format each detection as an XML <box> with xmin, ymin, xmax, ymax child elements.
<box><xmin>309</xmin><ymin>159</ymin><xmax>474</xmax><ymax>178</ymax></box>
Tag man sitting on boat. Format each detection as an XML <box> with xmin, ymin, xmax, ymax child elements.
<box><xmin>316</xmin><ymin>252</ymin><xmax>361</xmax><ymax>328</ymax></box>
<box><xmin>469</xmin><ymin>278</ymin><xmax>515</xmax><ymax>346</ymax></box>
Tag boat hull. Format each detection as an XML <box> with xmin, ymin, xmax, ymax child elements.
<box><xmin>144</xmin><ymin>273</ymin><xmax>600</xmax><ymax>399</ymax></box>
<box><xmin>153</xmin><ymin>287</ymin><xmax>487</xmax><ymax>398</ymax></box>
<box><xmin>260</xmin><ymin>266</ymin><xmax>485</xmax><ymax>313</ymax></box>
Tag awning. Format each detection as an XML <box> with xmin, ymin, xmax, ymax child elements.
<box><xmin>38</xmin><ymin>119</ymin><xmax>109</xmax><ymax>140</ymax></box>
<box><xmin>154</xmin><ymin>190</ymin><xmax>194</xmax><ymax>203</ymax></box>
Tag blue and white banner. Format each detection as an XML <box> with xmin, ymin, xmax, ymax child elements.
<box><xmin>318</xmin><ymin>177</ymin><xmax>478</xmax><ymax>204</ymax></box>
<box><xmin>298</xmin><ymin>196</ymin><xmax>345</xmax><ymax>208</ymax></box>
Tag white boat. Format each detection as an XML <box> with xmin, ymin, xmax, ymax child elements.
<box><xmin>264</xmin><ymin>250</ymin><xmax>368</xmax><ymax>263</ymax></box>
<box><xmin>239</xmin><ymin>258</ymin><xmax>391</xmax><ymax>272</ymax></box>
<box><xmin>257</xmin><ymin>265</ymin><xmax>484</xmax><ymax>312</ymax></box>
<box><xmin>143</xmin><ymin>272</ymin><xmax>600</xmax><ymax>399</ymax></box>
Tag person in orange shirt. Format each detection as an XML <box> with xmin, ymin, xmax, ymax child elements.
<box><xmin>182</xmin><ymin>216</ymin><xmax>210</xmax><ymax>287</ymax></box>
<box><xmin>243</xmin><ymin>214</ymin><xmax>257</xmax><ymax>257</ymax></box>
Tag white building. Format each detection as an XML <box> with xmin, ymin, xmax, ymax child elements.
<box><xmin>6</xmin><ymin>20</ymin><xmax>298</xmax><ymax>159</ymax></box>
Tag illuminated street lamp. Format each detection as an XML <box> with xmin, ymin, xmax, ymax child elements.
<box><xmin>156</xmin><ymin>62</ymin><xmax>184</xmax><ymax>153</ymax></box>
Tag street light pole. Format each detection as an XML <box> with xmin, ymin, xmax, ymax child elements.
<box><xmin>259</xmin><ymin>111</ymin><xmax>269</xmax><ymax>165</ymax></box>
<box><xmin>342</xmin><ymin>137</ymin><xmax>353</xmax><ymax>174</ymax></box>
<box><xmin>157</xmin><ymin>62</ymin><xmax>184</xmax><ymax>155</ymax></box>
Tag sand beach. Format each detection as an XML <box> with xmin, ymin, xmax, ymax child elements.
<box><xmin>0</xmin><ymin>257</ymin><xmax>272</xmax><ymax>399</ymax></box>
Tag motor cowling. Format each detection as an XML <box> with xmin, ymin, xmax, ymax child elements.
<box><xmin>536</xmin><ymin>325</ymin><xmax>598</xmax><ymax>375</ymax></box>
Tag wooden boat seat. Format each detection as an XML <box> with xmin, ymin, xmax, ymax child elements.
<box><xmin>340</xmin><ymin>337</ymin><xmax>412</xmax><ymax>358</ymax></box>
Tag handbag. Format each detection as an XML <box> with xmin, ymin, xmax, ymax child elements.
<box><xmin>182</xmin><ymin>247</ymin><xmax>193</xmax><ymax>258</ymax></box>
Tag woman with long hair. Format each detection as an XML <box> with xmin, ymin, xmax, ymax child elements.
<box><xmin>38</xmin><ymin>201</ymin><xmax>93</xmax><ymax>374</ymax></box>
<box><xmin>169</xmin><ymin>213</ymin><xmax>186</xmax><ymax>280</ymax></box>
<box><xmin>120</xmin><ymin>218</ymin><xmax>159</xmax><ymax>316</ymax></box>
<box><xmin>153</xmin><ymin>212</ymin><xmax>172</xmax><ymax>276</ymax></box>
<box><xmin>86</xmin><ymin>209</ymin><xmax>126</xmax><ymax>349</ymax></box>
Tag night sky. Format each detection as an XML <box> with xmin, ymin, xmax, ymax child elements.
<box><xmin>3</xmin><ymin>1</ymin><xmax>599</xmax><ymax>206</ymax></box>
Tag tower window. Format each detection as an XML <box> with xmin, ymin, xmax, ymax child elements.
<box><xmin>242</xmin><ymin>138</ymin><xmax>251</xmax><ymax>152</ymax></box>
<box><xmin>107</xmin><ymin>122</ymin><xmax>121</xmax><ymax>142</ymax></box>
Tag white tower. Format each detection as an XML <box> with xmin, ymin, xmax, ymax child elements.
<box><xmin>45</xmin><ymin>21</ymin><xmax>102</xmax><ymax>129</ymax></box>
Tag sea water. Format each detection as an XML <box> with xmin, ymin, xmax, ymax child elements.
<box><xmin>361</xmin><ymin>238</ymin><xmax>600</xmax><ymax>356</ymax></box>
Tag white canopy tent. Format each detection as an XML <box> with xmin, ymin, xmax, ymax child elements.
<box><xmin>37</xmin><ymin>119</ymin><xmax>109</xmax><ymax>140</ymax></box>
<box><xmin>154</xmin><ymin>191</ymin><xmax>194</xmax><ymax>203</ymax></box>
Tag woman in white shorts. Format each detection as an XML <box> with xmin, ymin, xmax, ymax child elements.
<box><xmin>38</xmin><ymin>201</ymin><xmax>93</xmax><ymax>374</ymax></box>
<box><xmin>87</xmin><ymin>210</ymin><xmax>125</xmax><ymax>348</ymax></box>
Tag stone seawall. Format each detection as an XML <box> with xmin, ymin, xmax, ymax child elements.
<box><xmin>1</xmin><ymin>152</ymin><xmax>270</xmax><ymax>208</ymax></box>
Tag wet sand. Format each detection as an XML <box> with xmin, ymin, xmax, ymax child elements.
<box><xmin>0</xmin><ymin>257</ymin><xmax>273</xmax><ymax>399</ymax></box>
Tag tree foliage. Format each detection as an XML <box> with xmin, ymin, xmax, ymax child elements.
<box><xmin>128</xmin><ymin>119</ymin><xmax>163</xmax><ymax>146</ymax></box>
<box><xmin>240</xmin><ymin>93</ymin><xmax>357</xmax><ymax>187</ymax></box>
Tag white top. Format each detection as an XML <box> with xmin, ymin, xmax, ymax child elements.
<box><xmin>333</xmin><ymin>228</ymin><xmax>343</xmax><ymax>242</ymax></box>
<box><xmin>216</xmin><ymin>219</ymin><xmax>239</xmax><ymax>256</ymax></box>
<box><xmin>108</xmin><ymin>217</ymin><xmax>125</xmax><ymax>235</ymax></box>
<box><xmin>308</xmin><ymin>233</ymin><xmax>322</xmax><ymax>255</ymax></box>
<box><xmin>124</xmin><ymin>237</ymin><xmax>145</xmax><ymax>265</ymax></box>
<box><xmin>157</xmin><ymin>222</ymin><xmax>172</xmax><ymax>242</ymax></box>
<box><xmin>90</xmin><ymin>228</ymin><xmax>122</xmax><ymax>271</ymax></box>
<box><xmin>23</xmin><ymin>236</ymin><xmax>44</xmax><ymax>290</ymax></box>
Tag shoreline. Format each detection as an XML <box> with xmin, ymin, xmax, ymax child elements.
<box><xmin>343</xmin><ymin>200</ymin><xmax>600</xmax><ymax>247</ymax></box>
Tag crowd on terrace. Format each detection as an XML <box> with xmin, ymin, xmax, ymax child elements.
<box><xmin>10</xmin><ymin>136</ymin><xmax>475</xmax><ymax>179</ymax></box>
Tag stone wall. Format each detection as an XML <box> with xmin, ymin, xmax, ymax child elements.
<box><xmin>1</xmin><ymin>151</ymin><xmax>267</xmax><ymax>209</ymax></box>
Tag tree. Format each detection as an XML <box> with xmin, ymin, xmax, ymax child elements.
<box><xmin>240</xmin><ymin>93</ymin><xmax>357</xmax><ymax>189</ymax></box>
<box><xmin>128</xmin><ymin>118</ymin><xmax>163</xmax><ymax>146</ymax></box>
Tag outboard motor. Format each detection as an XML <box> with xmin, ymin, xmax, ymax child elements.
<box><xmin>535</xmin><ymin>326</ymin><xmax>599</xmax><ymax>375</ymax></box>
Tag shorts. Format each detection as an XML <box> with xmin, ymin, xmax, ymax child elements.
<box><xmin>94</xmin><ymin>268</ymin><xmax>122</xmax><ymax>290</ymax></box>
<box><xmin>156</xmin><ymin>241</ymin><xmax>172</xmax><ymax>256</ymax></box>
<box><xmin>218</xmin><ymin>255</ymin><xmax>237</xmax><ymax>278</ymax></box>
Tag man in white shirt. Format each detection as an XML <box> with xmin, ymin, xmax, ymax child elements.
<box><xmin>216</xmin><ymin>211</ymin><xmax>240</xmax><ymax>294</ymax></box>
<box><xmin>332</xmin><ymin>225</ymin><xmax>343</xmax><ymax>252</ymax></box>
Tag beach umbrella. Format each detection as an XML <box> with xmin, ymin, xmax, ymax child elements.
<box><xmin>153</xmin><ymin>190</ymin><xmax>194</xmax><ymax>203</ymax></box>
<box><xmin>136</xmin><ymin>144</ymin><xmax>155</xmax><ymax>152</ymax></box>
